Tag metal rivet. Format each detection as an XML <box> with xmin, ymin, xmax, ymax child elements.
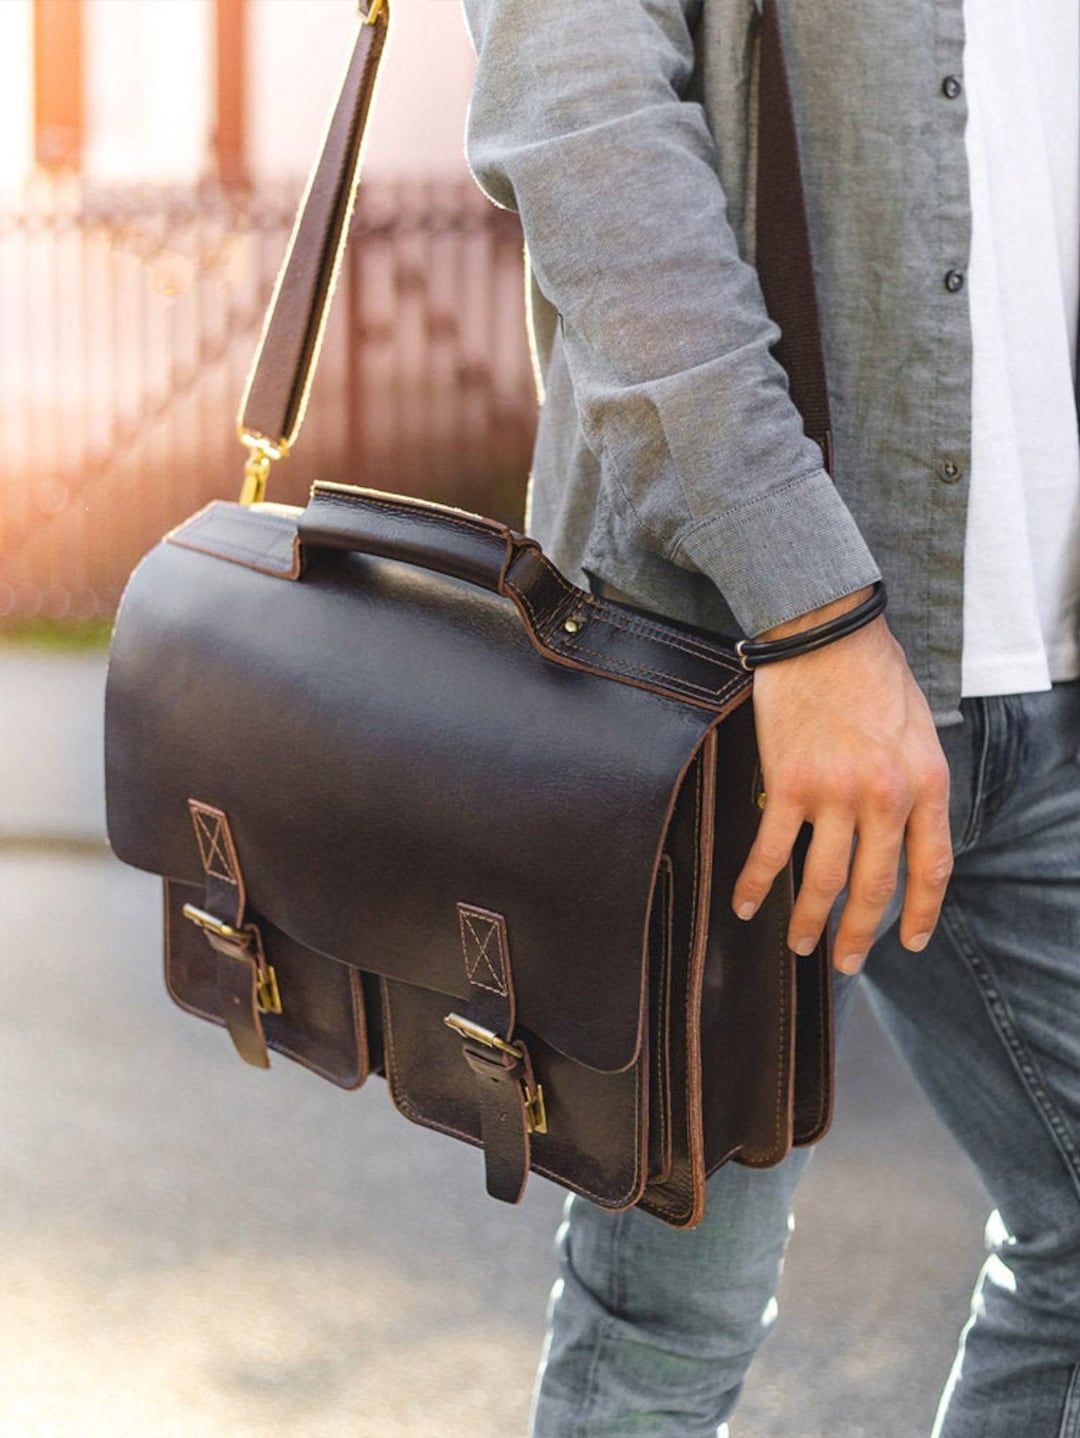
<box><xmin>563</xmin><ymin>617</ymin><xmax>584</xmax><ymax>635</ymax></box>
<box><xmin>939</xmin><ymin>458</ymin><xmax>962</xmax><ymax>484</ymax></box>
<box><xmin>942</xmin><ymin>74</ymin><xmax>963</xmax><ymax>100</ymax></box>
<box><xmin>945</xmin><ymin>268</ymin><xmax>965</xmax><ymax>293</ymax></box>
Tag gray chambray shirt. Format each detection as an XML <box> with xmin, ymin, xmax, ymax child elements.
<box><xmin>462</xmin><ymin>0</ymin><xmax>978</xmax><ymax>721</ymax></box>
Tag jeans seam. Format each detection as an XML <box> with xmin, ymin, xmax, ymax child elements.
<box><xmin>940</xmin><ymin>901</ymin><xmax>1080</xmax><ymax>1202</ymax></box>
<box><xmin>1059</xmin><ymin>1364</ymin><xmax>1080</xmax><ymax>1438</ymax></box>
<box><xmin>955</xmin><ymin>698</ymin><xmax>990</xmax><ymax>854</ymax></box>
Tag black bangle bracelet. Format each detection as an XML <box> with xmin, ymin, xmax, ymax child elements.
<box><xmin>735</xmin><ymin>581</ymin><xmax>887</xmax><ymax>671</ymax></box>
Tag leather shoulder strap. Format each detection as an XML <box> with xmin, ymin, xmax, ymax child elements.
<box><xmin>237</xmin><ymin>1</ymin><xmax>389</xmax><ymax>492</ymax></box>
<box><xmin>756</xmin><ymin>0</ymin><xmax>832</xmax><ymax>469</ymax></box>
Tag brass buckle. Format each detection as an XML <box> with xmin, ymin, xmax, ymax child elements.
<box><xmin>444</xmin><ymin>1012</ymin><xmax>548</xmax><ymax>1134</ymax></box>
<box><xmin>237</xmin><ymin>430</ymin><xmax>288</xmax><ymax>506</ymax></box>
<box><xmin>182</xmin><ymin>903</ymin><xmax>283</xmax><ymax>1016</ymax></box>
<box><xmin>444</xmin><ymin>1012</ymin><xmax>522</xmax><ymax>1057</ymax></box>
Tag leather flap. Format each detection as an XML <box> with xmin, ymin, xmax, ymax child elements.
<box><xmin>106</xmin><ymin>510</ymin><xmax>728</xmax><ymax>1074</ymax></box>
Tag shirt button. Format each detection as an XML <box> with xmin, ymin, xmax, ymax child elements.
<box><xmin>944</xmin><ymin>268</ymin><xmax>965</xmax><ymax>293</ymax></box>
<box><xmin>938</xmin><ymin>459</ymin><xmax>963</xmax><ymax>483</ymax></box>
<box><xmin>942</xmin><ymin>75</ymin><xmax>963</xmax><ymax>99</ymax></box>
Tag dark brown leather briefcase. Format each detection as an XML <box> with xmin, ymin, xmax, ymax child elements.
<box><xmin>104</xmin><ymin>0</ymin><xmax>833</xmax><ymax>1228</ymax></box>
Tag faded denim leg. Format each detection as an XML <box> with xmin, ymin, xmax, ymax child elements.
<box><xmin>864</xmin><ymin>682</ymin><xmax>1080</xmax><ymax>1438</ymax></box>
<box><xmin>529</xmin><ymin>1153</ymin><xmax>811</xmax><ymax>1438</ymax></box>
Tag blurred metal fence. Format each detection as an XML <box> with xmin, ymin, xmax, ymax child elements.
<box><xmin>0</xmin><ymin>177</ymin><xmax>537</xmax><ymax>623</ymax></box>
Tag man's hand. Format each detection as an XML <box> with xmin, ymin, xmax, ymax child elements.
<box><xmin>731</xmin><ymin>590</ymin><xmax>954</xmax><ymax>973</ymax></box>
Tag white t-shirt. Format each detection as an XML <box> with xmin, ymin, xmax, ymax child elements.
<box><xmin>960</xmin><ymin>0</ymin><xmax>1080</xmax><ymax>697</ymax></box>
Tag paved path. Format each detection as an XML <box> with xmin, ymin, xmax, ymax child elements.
<box><xmin>0</xmin><ymin>649</ymin><xmax>990</xmax><ymax>1436</ymax></box>
<box><xmin>0</xmin><ymin>650</ymin><xmax>109</xmax><ymax>848</ymax></box>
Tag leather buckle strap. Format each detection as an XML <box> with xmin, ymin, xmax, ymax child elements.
<box><xmin>445</xmin><ymin>1014</ymin><xmax>546</xmax><ymax>1206</ymax></box>
<box><xmin>182</xmin><ymin>903</ymin><xmax>277</xmax><ymax>1070</ymax></box>
<box><xmin>443</xmin><ymin>903</ymin><xmax>544</xmax><ymax>1204</ymax></box>
<box><xmin>182</xmin><ymin>904</ymin><xmax>282</xmax><ymax>1018</ymax></box>
<box><xmin>185</xmin><ymin>801</ymin><xmax>282</xmax><ymax>1070</ymax></box>
<box><xmin>444</xmin><ymin>1014</ymin><xmax>547</xmax><ymax>1136</ymax></box>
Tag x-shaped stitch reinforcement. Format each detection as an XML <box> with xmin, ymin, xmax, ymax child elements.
<box><xmin>459</xmin><ymin>908</ymin><xmax>508</xmax><ymax>996</ymax></box>
<box><xmin>191</xmin><ymin>806</ymin><xmax>238</xmax><ymax>885</ymax></box>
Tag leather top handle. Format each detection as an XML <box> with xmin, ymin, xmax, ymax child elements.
<box><xmin>299</xmin><ymin>482</ymin><xmax>532</xmax><ymax>594</ymax></box>
<box><xmin>290</xmin><ymin>483</ymin><xmax>750</xmax><ymax>714</ymax></box>
<box><xmin>236</xmin><ymin>0</ymin><xmax>830</xmax><ymax>503</ymax></box>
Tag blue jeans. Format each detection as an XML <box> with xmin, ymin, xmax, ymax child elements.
<box><xmin>531</xmin><ymin>681</ymin><xmax>1080</xmax><ymax>1437</ymax></box>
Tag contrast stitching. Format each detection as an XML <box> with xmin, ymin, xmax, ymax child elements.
<box><xmin>649</xmin><ymin>767</ymin><xmax>705</xmax><ymax>1226</ymax></box>
<box><xmin>580</xmin><ymin>604</ymin><xmax>740</xmax><ymax>670</ymax></box>
<box><xmin>511</xmin><ymin>579</ymin><xmax>744</xmax><ymax>706</ymax></box>
<box><xmin>583</xmin><ymin>608</ymin><xmax>738</xmax><ymax>669</ymax></box>
<box><xmin>686</xmin><ymin>757</ymin><xmax>702</xmax><ymax>1155</ymax></box>
<box><xmin>526</xmin><ymin>554</ymin><xmax>740</xmax><ymax>667</ymax></box>
<box><xmin>190</xmin><ymin>806</ymin><xmax>238</xmax><ymax>885</ymax></box>
<box><xmin>765</xmin><ymin>906</ymin><xmax>790</xmax><ymax>1162</ymax></box>
<box><xmin>741</xmin><ymin>888</ymin><xmax>789</xmax><ymax>1166</ymax></box>
<box><xmin>171</xmin><ymin>531</ymin><xmax>292</xmax><ymax>568</ymax></box>
<box><xmin>813</xmin><ymin>952</ymin><xmax>829</xmax><ymax>1132</ymax></box>
<box><xmin>317</xmin><ymin>493</ymin><xmax>506</xmax><ymax>544</ymax></box>
<box><xmin>566</xmin><ymin>641</ymin><xmax>737</xmax><ymax>698</ymax></box>
<box><xmin>169</xmin><ymin>509</ymin><xmax>299</xmax><ymax>574</ymax></box>
<box><xmin>458</xmin><ymin>907</ymin><xmax>508</xmax><ymax>996</ymax></box>
<box><xmin>652</xmin><ymin>857</ymin><xmax>673</xmax><ymax>1177</ymax></box>
<box><xmin>799</xmin><ymin>937</ymin><xmax>830</xmax><ymax>1139</ymax></box>
<box><xmin>168</xmin><ymin>531</ymin><xmax>300</xmax><ymax>580</ymax></box>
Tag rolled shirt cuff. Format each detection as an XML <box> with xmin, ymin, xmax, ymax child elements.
<box><xmin>672</xmin><ymin>466</ymin><xmax>882</xmax><ymax>638</ymax></box>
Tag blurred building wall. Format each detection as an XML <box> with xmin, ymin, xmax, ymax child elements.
<box><xmin>0</xmin><ymin>0</ymin><xmax>477</xmax><ymax>191</ymax></box>
<box><xmin>250</xmin><ymin>1</ymin><xmax>477</xmax><ymax>182</ymax></box>
<box><xmin>85</xmin><ymin>0</ymin><xmax>213</xmax><ymax>184</ymax></box>
<box><xmin>0</xmin><ymin>5</ymin><xmax>34</xmax><ymax>195</ymax></box>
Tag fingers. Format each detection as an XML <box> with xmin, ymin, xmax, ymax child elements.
<box><xmin>829</xmin><ymin>813</ymin><xmax>904</xmax><ymax>973</ymax></box>
<box><xmin>897</xmin><ymin>757</ymin><xmax>953</xmax><ymax>951</ymax></box>
<box><xmin>733</xmin><ymin>797</ymin><xmax>804</xmax><ymax>921</ymax></box>
<box><xmin>733</xmin><ymin>758</ymin><xmax>953</xmax><ymax>975</ymax></box>
<box><xmin>788</xmin><ymin>811</ymin><xmax>860</xmax><ymax>960</ymax></box>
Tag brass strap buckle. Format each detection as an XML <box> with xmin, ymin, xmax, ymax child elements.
<box><xmin>237</xmin><ymin>430</ymin><xmax>288</xmax><ymax>506</ymax></box>
<box><xmin>444</xmin><ymin>1012</ymin><xmax>548</xmax><ymax>1134</ymax></box>
<box><xmin>182</xmin><ymin>903</ymin><xmax>283</xmax><ymax>1016</ymax></box>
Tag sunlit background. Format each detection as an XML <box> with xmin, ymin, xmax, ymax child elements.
<box><xmin>0</xmin><ymin>0</ymin><xmax>534</xmax><ymax>627</ymax></box>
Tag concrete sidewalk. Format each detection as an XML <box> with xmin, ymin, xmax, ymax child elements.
<box><xmin>0</xmin><ymin>648</ymin><xmax>109</xmax><ymax>848</ymax></box>
<box><xmin>0</xmin><ymin>647</ymin><xmax>990</xmax><ymax>1437</ymax></box>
